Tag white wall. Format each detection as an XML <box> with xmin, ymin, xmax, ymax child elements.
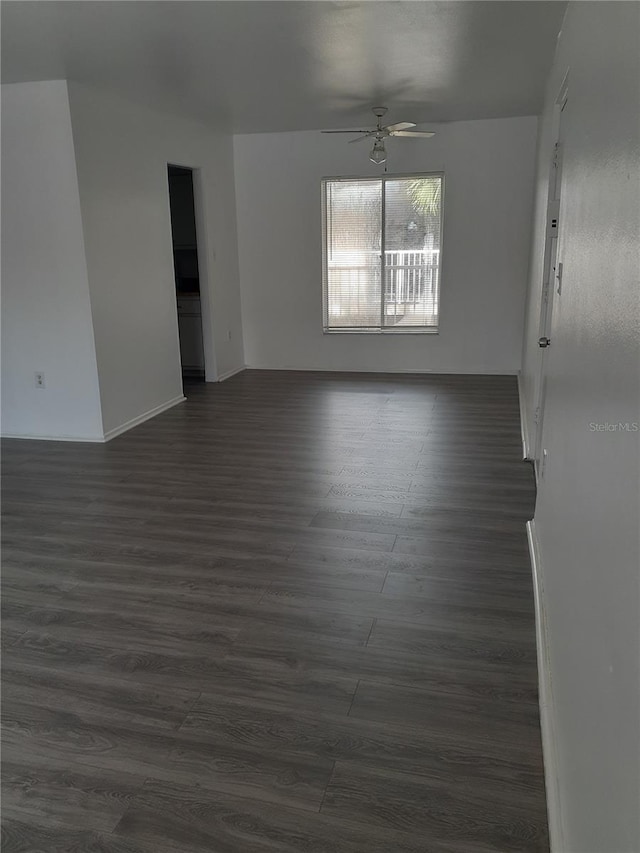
<box><xmin>1</xmin><ymin>81</ymin><xmax>103</xmax><ymax>440</ymax></box>
<box><xmin>67</xmin><ymin>83</ymin><xmax>244</xmax><ymax>436</ymax></box>
<box><xmin>521</xmin><ymin>3</ymin><xmax>640</xmax><ymax>850</ymax></box>
<box><xmin>520</xmin><ymin>112</ymin><xmax>556</xmax><ymax>453</ymax></box>
<box><xmin>234</xmin><ymin>117</ymin><xmax>538</xmax><ymax>373</ymax></box>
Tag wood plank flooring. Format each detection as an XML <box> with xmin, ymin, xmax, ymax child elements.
<box><xmin>1</xmin><ymin>370</ymin><xmax>547</xmax><ymax>852</ymax></box>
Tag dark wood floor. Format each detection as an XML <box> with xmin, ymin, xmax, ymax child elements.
<box><xmin>1</xmin><ymin>370</ymin><xmax>548</xmax><ymax>852</ymax></box>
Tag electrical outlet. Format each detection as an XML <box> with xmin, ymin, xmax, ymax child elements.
<box><xmin>34</xmin><ymin>371</ymin><xmax>45</xmax><ymax>389</ymax></box>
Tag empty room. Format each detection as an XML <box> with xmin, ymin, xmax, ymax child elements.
<box><xmin>1</xmin><ymin>2</ymin><xmax>639</xmax><ymax>852</ymax></box>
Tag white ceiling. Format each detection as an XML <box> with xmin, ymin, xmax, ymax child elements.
<box><xmin>1</xmin><ymin>1</ymin><xmax>566</xmax><ymax>134</ymax></box>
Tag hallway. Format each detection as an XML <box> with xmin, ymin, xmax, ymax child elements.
<box><xmin>1</xmin><ymin>371</ymin><xmax>547</xmax><ymax>852</ymax></box>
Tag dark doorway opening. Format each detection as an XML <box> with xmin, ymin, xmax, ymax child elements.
<box><xmin>168</xmin><ymin>165</ymin><xmax>205</xmax><ymax>382</ymax></box>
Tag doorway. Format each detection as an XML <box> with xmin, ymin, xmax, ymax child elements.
<box><xmin>167</xmin><ymin>165</ymin><xmax>205</xmax><ymax>382</ymax></box>
<box><xmin>532</xmin><ymin>78</ymin><xmax>568</xmax><ymax>475</ymax></box>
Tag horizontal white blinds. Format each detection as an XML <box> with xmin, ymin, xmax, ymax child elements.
<box><xmin>383</xmin><ymin>177</ymin><xmax>441</xmax><ymax>328</ymax></box>
<box><xmin>322</xmin><ymin>175</ymin><xmax>442</xmax><ymax>332</ymax></box>
<box><xmin>324</xmin><ymin>180</ymin><xmax>382</xmax><ymax>329</ymax></box>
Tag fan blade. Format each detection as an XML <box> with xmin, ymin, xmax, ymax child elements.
<box><xmin>348</xmin><ymin>133</ymin><xmax>374</xmax><ymax>144</ymax></box>
<box><xmin>389</xmin><ymin>130</ymin><xmax>436</xmax><ymax>138</ymax></box>
<box><xmin>384</xmin><ymin>121</ymin><xmax>416</xmax><ymax>132</ymax></box>
<box><xmin>321</xmin><ymin>129</ymin><xmax>372</xmax><ymax>134</ymax></box>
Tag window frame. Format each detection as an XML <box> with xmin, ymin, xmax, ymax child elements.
<box><xmin>321</xmin><ymin>171</ymin><xmax>445</xmax><ymax>335</ymax></box>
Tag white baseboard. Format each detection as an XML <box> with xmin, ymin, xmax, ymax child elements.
<box><xmin>527</xmin><ymin>519</ymin><xmax>565</xmax><ymax>853</ymax></box>
<box><xmin>216</xmin><ymin>365</ymin><xmax>246</xmax><ymax>382</ymax></box>
<box><xmin>245</xmin><ymin>365</ymin><xmax>519</xmax><ymax>376</ymax></box>
<box><xmin>518</xmin><ymin>372</ymin><xmax>533</xmax><ymax>460</ymax></box>
<box><xmin>2</xmin><ymin>395</ymin><xmax>187</xmax><ymax>444</ymax></box>
<box><xmin>103</xmin><ymin>394</ymin><xmax>186</xmax><ymax>442</ymax></box>
<box><xmin>1</xmin><ymin>432</ymin><xmax>105</xmax><ymax>443</ymax></box>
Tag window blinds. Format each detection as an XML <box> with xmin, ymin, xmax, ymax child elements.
<box><xmin>322</xmin><ymin>175</ymin><xmax>443</xmax><ymax>332</ymax></box>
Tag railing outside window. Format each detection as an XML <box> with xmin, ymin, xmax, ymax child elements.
<box><xmin>383</xmin><ymin>248</ymin><xmax>439</xmax><ymax>315</ymax></box>
<box><xmin>326</xmin><ymin>248</ymin><xmax>440</xmax><ymax>328</ymax></box>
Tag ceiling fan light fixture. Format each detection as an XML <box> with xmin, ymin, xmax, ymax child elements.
<box><xmin>321</xmin><ymin>108</ymin><xmax>434</xmax><ymax>165</ymax></box>
<box><xmin>369</xmin><ymin>138</ymin><xmax>387</xmax><ymax>165</ymax></box>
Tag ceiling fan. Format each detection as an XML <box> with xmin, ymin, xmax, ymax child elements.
<box><xmin>321</xmin><ymin>107</ymin><xmax>435</xmax><ymax>165</ymax></box>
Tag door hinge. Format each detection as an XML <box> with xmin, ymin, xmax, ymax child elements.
<box><xmin>555</xmin><ymin>261</ymin><xmax>563</xmax><ymax>295</ymax></box>
<box><xmin>540</xmin><ymin>448</ymin><xmax>548</xmax><ymax>479</ymax></box>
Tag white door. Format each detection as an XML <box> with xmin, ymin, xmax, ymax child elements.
<box><xmin>533</xmin><ymin>83</ymin><xmax>568</xmax><ymax>473</ymax></box>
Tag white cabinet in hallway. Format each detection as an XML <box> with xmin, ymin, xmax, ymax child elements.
<box><xmin>176</xmin><ymin>294</ymin><xmax>204</xmax><ymax>376</ymax></box>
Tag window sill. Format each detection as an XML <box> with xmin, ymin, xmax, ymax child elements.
<box><xmin>323</xmin><ymin>328</ymin><xmax>440</xmax><ymax>336</ymax></box>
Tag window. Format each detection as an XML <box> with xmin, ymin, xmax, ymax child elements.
<box><xmin>322</xmin><ymin>174</ymin><xmax>443</xmax><ymax>333</ymax></box>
